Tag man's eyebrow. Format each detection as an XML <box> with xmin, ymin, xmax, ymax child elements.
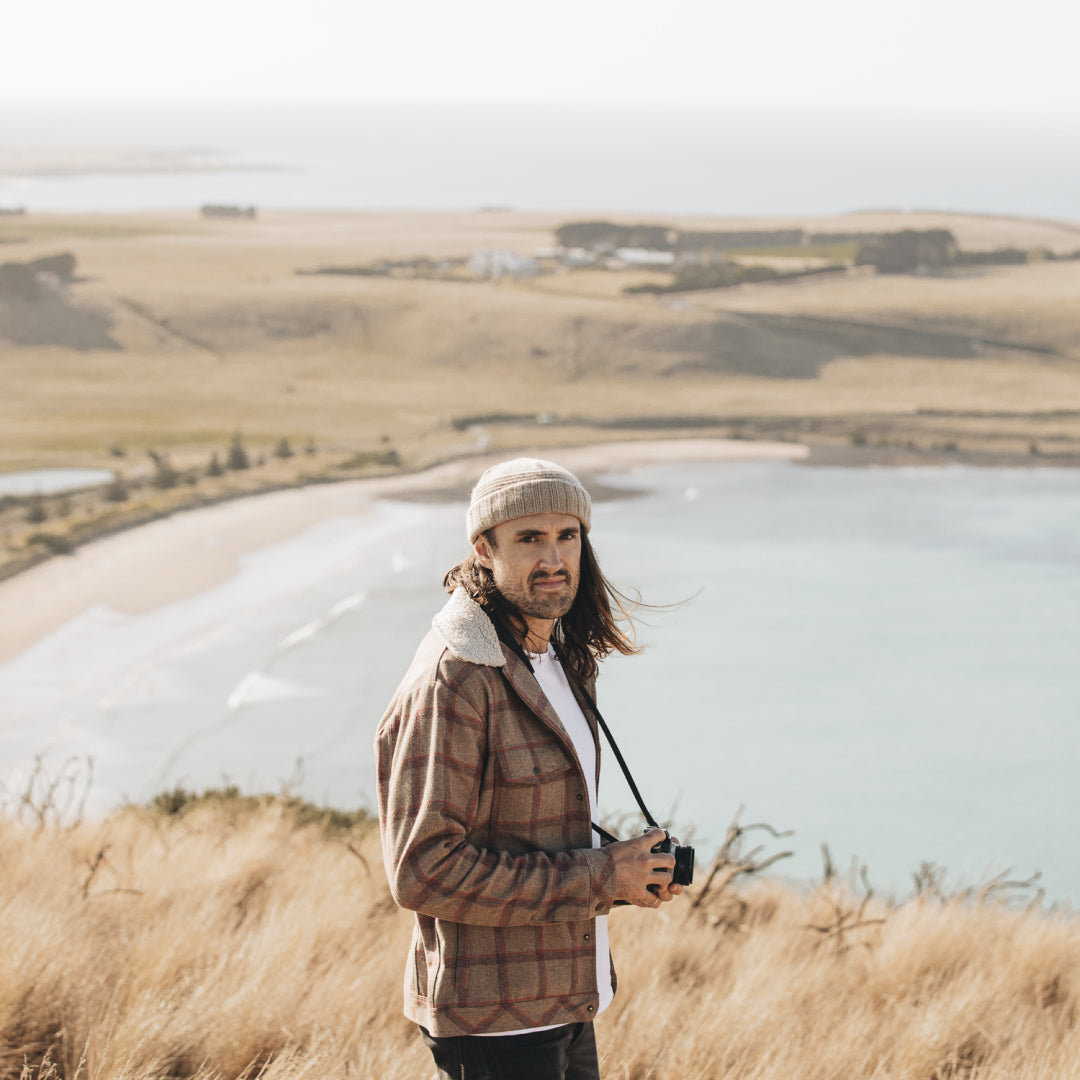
<box><xmin>511</xmin><ymin>526</ymin><xmax>579</xmax><ymax>538</ymax></box>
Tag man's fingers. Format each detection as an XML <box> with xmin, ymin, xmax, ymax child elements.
<box><xmin>609</xmin><ymin>830</ymin><xmax>679</xmax><ymax>903</ymax></box>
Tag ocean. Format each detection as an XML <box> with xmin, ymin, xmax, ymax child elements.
<box><xmin>2</xmin><ymin>102</ymin><xmax>1079</xmax><ymax>218</ymax></box>
<box><xmin>1</xmin><ymin>459</ymin><xmax>1077</xmax><ymax>903</ymax></box>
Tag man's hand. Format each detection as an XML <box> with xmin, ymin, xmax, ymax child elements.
<box><xmin>608</xmin><ymin>828</ymin><xmax>684</xmax><ymax>907</ymax></box>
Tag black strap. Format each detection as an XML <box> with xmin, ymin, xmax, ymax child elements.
<box><xmin>576</xmin><ymin>683</ymin><xmax>661</xmax><ymax>832</ymax></box>
<box><xmin>591</xmin><ymin>820</ymin><xmax>621</xmax><ymax>845</ymax></box>
<box><xmin>492</xmin><ymin>618</ymin><xmax>660</xmax><ymax>839</ymax></box>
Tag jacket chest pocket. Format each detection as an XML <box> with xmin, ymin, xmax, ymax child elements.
<box><xmin>487</xmin><ymin>736</ymin><xmax>584</xmax><ymax>850</ymax></box>
<box><xmin>496</xmin><ymin>740</ymin><xmax>575</xmax><ymax>786</ymax></box>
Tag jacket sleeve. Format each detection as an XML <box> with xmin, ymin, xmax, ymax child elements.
<box><xmin>375</xmin><ymin>672</ymin><xmax>617</xmax><ymax>927</ymax></box>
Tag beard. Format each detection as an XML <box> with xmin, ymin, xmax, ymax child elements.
<box><xmin>494</xmin><ymin>567</ymin><xmax>579</xmax><ymax>622</ymax></box>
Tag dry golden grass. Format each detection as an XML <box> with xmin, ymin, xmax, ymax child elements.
<box><xmin>696</xmin><ymin>259</ymin><xmax>1080</xmax><ymax>352</ymax></box>
<box><xmin>4</xmin><ymin>208</ymin><xmax>1080</xmax><ymax>477</ymax></box>
<box><xmin>2</xmin><ymin>797</ymin><xmax>1077</xmax><ymax>1080</ymax></box>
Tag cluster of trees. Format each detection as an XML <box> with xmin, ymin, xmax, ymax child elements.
<box><xmin>557</xmin><ymin>223</ymin><xmax>1080</xmax><ymax>277</ymax></box>
<box><xmin>626</xmin><ymin>262</ymin><xmax>844</xmax><ymax>294</ymax></box>
<box><xmin>9</xmin><ymin>434</ymin><xmax>402</xmax><ymax>569</ymax></box>
<box><xmin>854</xmin><ymin>230</ymin><xmax>959</xmax><ymax>274</ymax></box>
<box><xmin>952</xmin><ymin>247</ymin><xmax>1080</xmax><ymax>266</ymax></box>
<box><xmin>807</xmin><ymin>230</ymin><xmax>881</xmax><ymax>244</ymax></box>
<box><xmin>673</xmin><ymin>228</ymin><xmax>803</xmax><ymax>251</ymax></box>
<box><xmin>627</xmin><ymin>262</ymin><xmax>782</xmax><ymax>293</ymax></box>
<box><xmin>554</xmin><ymin>221</ymin><xmax>675</xmax><ymax>250</ymax></box>
<box><xmin>854</xmin><ymin>230</ymin><xmax>1080</xmax><ymax>274</ymax></box>
<box><xmin>554</xmin><ymin>221</ymin><xmax>805</xmax><ymax>252</ymax></box>
<box><xmin>141</xmin><ymin>433</ymin><xmax>314</xmax><ymax>492</ymax></box>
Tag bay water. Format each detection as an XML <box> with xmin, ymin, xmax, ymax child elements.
<box><xmin>1</xmin><ymin>459</ymin><xmax>1076</xmax><ymax>901</ymax></box>
<box><xmin>2</xmin><ymin>102</ymin><xmax>1079</xmax><ymax>219</ymax></box>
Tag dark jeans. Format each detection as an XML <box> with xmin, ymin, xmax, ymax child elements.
<box><xmin>420</xmin><ymin>1022</ymin><xmax>600</xmax><ymax>1080</ymax></box>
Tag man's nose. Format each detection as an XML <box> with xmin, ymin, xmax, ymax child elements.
<box><xmin>536</xmin><ymin>540</ymin><xmax>563</xmax><ymax>570</ymax></box>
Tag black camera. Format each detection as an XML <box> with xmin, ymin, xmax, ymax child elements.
<box><xmin>647</xmin><ymin>828</ymin><xmax>695</xmax><ymax>889</ymax></box>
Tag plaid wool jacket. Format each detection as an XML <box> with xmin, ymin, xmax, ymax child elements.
<box><xmin>375</xmin><ymin>588</ymin><xmax>619</xmax><ymax>1036</ymax></box>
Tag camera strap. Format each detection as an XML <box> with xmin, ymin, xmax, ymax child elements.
<box><xmin>577</xmin><ymin>684</ymin><xmax>662</xmax><ymax>840</ymax></box>
<box><xmin>493</xmin><ymin>618</ymin><xmax>661</xmax><ymax>841</ymax></box>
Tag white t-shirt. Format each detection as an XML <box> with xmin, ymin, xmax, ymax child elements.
<box><xmin>480</xmin><ymin>644</ymin><xmax>614</xmax><ymax>1036</ymax></box>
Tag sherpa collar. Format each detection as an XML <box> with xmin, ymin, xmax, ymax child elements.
<box><xmin>431</xmin><ymin>589</ymin><xmax>595</xmax><ymax>772</ymax></box>
<box><xmin>431</xmin><ymin>588</ymin><xmax>506</xmax><ymax>668</ymax></box>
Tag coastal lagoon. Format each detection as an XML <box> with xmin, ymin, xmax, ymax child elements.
<box><xmin>0</xmin><ymin>468</ymin><xmax>115</xmax><ymax>496</ymax></box>
<box><xmin>1</xmin><ymin>459</ymin><xmax>1077</xmax><ymax>901</ymax></box>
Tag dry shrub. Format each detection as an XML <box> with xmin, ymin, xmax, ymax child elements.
<box><xmin>1</xmin><ymin>803</ymin><xmax>1078</xmax><ymax>1080</ymax></box>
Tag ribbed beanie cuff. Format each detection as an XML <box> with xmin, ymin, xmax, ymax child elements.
<box><xmin>466</xmin><ymin>458</ymin><xmax>592</xmax><ymax>542</ymax></box>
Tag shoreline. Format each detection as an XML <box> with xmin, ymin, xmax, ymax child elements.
<box><xmin>5</xmin><ymin>429</ymin><xmax>1076</xmax><ymax>587</ymax></box>
<box><xmin>0</xmin><ymin>437</ymin><xmax>806</xmax><ymax>663</ymax></box>
<box><xmin>6</xmin><ymin>430</ymin><xmax>1080</xmax><ymax>663</ymax></box>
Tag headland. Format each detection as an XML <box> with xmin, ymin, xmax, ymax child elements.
<box><xmin>2</xmin><ymin>206</ymin><xmax>1079</xmax><ymax>589</ymax></box>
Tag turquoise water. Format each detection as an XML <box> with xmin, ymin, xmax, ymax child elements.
<box><xmin>1</xmin><ymin>460</ymin><xmax>1077</xmax><ymax>901</ymax></box>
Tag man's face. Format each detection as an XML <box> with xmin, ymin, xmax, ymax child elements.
<box><xmin>474</xmin><ymin>512</ymin><xmax>582</xmax><ymax>624</ymax></box>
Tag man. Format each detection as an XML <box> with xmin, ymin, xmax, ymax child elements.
<box><xmin>375</xmin><ymin>457</ymin><xmax>682</xmax><ymax>1080</ymax></box>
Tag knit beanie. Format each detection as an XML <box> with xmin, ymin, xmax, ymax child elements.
<box><xmin>466</xmin><ymin>457</ymin><xmax>592</xmax><ymax>542</ymax></box>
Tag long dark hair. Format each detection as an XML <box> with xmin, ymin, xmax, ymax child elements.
<box><xmin>442</xmin><ymin>532</ymin><xmax>640</xmax><ymax>682</ymax></box>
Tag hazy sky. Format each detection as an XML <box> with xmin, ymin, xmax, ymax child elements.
<box><xmin>6</xmin><ymin>0</ymin><xmax>1078</xmax><ymax>115</ymax></box>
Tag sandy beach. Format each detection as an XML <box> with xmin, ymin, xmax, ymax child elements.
<box><xmin>0</xmin><ymin>438</ymin><xmax>806</xmax><ymax>663</ymax></box>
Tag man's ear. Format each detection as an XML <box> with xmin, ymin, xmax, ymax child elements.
<box><xmin>473</xmin><ymin>534</ymin><xmax>494</xmax><ymax>570</ymax></box>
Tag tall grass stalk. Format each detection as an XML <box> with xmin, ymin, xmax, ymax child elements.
<box><xmin>1</xmin><ymin>803</ymin><xmax>1076</xmax><ymax>1079</ymax></box>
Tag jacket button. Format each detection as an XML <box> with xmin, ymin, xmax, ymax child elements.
<box><xmin>576</xmin><ymin>793</ymin><xmax>583</xmax><ymax>801</ymax></box>
<box><xmin>533</xmin><ymin>766</ymin><xmax>541</xmax><ymax>775</ymax></box>
<box><xmin>584</xmin><ymin>933</ymin><xmax>591</xmax><ymax>941</ymax></box>
<box><xmin>587</xmin><ymin>1005</ymin><xmax>594</xmax><ymax>1013</ymax></box>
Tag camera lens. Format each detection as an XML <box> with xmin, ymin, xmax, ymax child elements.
<box><xmin>672</xmin><ymin>843</ymin><xmax>695</xmax><ymax>887</ymax></box>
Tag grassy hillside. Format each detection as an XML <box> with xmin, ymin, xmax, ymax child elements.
<box><xmin>4</xmin><ymin>209</ymin><xmax>1080</xmax><ymax>473</ymax></box>
<box><xmin>4</xmin><ymin>208</ymin><xmax>1080</xmax><ymax>579</ymax></box>
<box><xmin>1</xmin><ymin>793</ymin><xmax>1076</xmax><ymax>1080</ymax></box>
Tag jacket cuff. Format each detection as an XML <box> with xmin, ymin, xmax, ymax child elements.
<box><xmin>581</xmin><ymin>846</ymin><xmax>617</xmax><ymax>915</ymax></box>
